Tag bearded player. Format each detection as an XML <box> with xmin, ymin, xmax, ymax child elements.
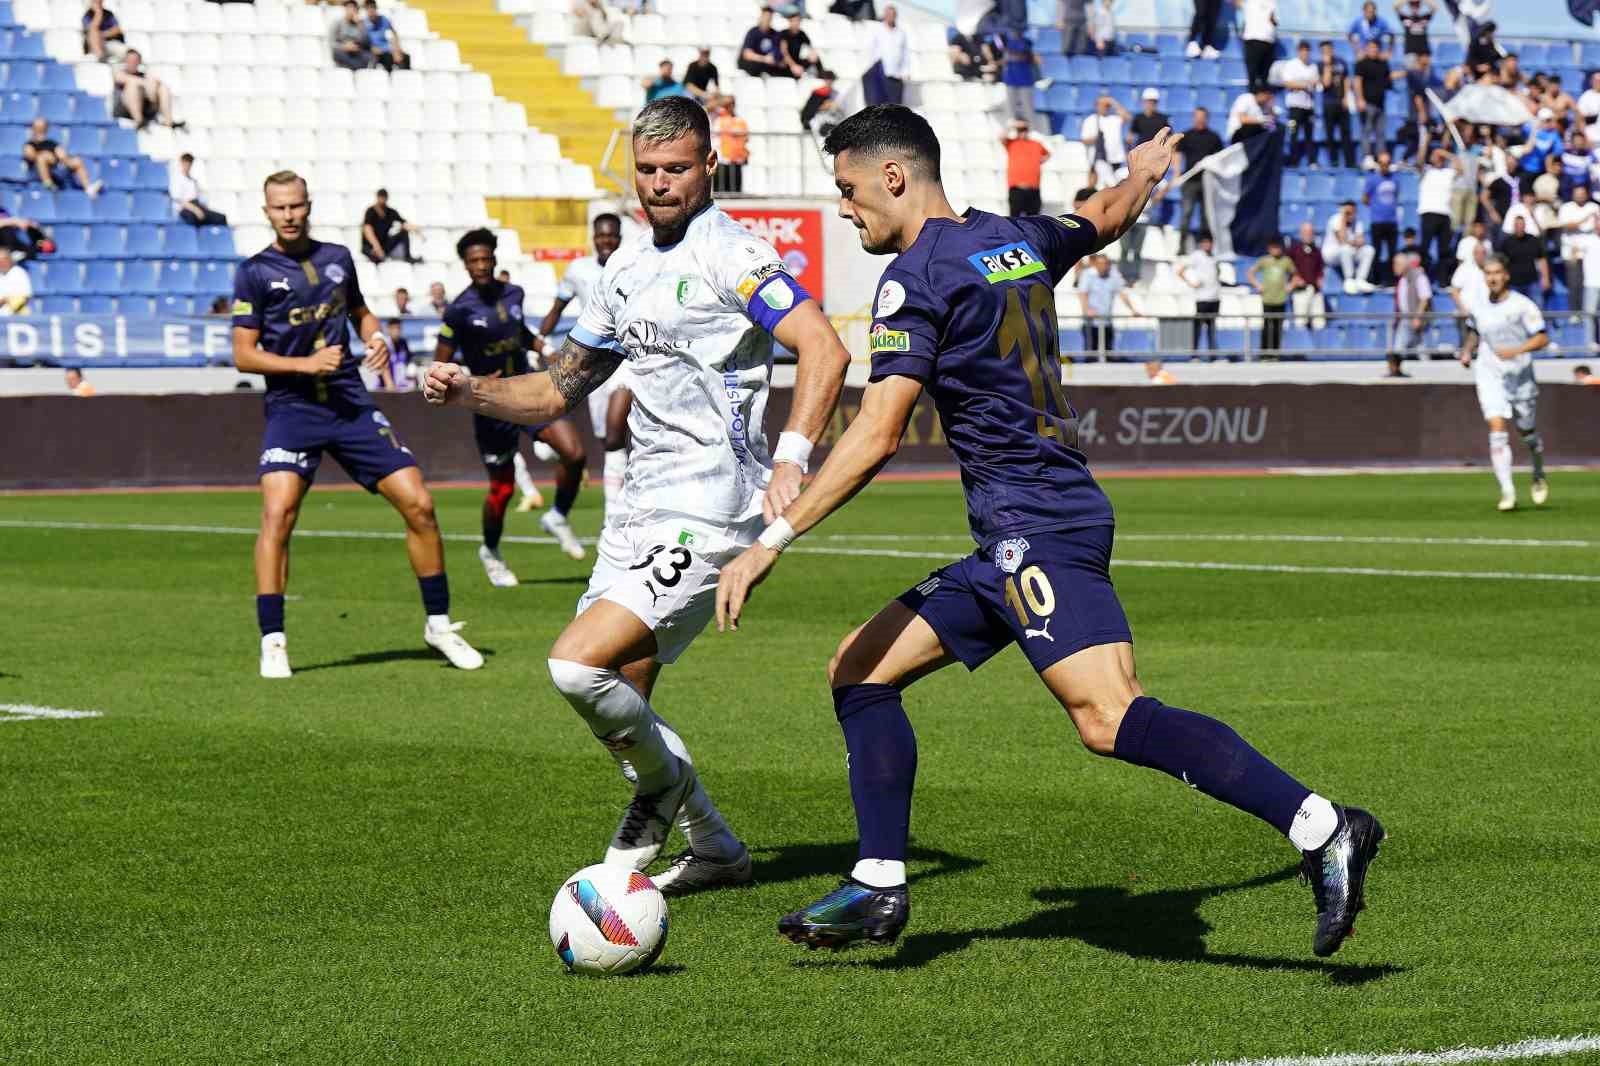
<box><xmin>715</xmin><ymin>106</ymin><xmax>1386</xmax><ymax>956</ymax></box>
<box><xmin>424</xmin><ymin>97</ymin><xmax>851</xmax><ymax>893</ymax></box>
<box><xmin>437</xmin><ymin>228</ymin><xmax>588</xmax><ymax>587</ymax></box>
<box><xmin>234</xmin><ymin>170</ymin><xmax>482</xmax><ymax>678</ymax></box>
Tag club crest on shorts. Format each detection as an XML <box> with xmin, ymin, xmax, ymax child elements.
<box><xmin>994</xmin><ymin>537</ymin><xmax>1030</xmax><ymax>574</ymax></box>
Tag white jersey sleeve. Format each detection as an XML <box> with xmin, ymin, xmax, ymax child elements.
<box><xmin>571</xmin><ymin>259</ymin><xmax>623</xmax><ymax>354</ymax></box>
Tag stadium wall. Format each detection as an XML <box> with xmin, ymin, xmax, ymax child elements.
<box><xmin>3</xmin><ymin>385</ymin><xmax>1596</xmax><ymax>490</ymax></box>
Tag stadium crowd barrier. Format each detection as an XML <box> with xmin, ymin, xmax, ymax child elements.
<box><xmin>2</xmin><ymin>384</ymin><xmax>1596</xmax><ymax>490</ymax></box>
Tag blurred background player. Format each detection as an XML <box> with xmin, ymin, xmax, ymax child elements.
<box><xmin>437</xmin><ymin>228</ymin><xmax>588</xmax><ymax>585</ymax></box>
<box><xmin>1459</xmin><ymin>254</ymin><xmax>1551</xmax><ymax>512</ymax></box>
<box><xmin>538</xmin><ymin>213</ymin><xmax>631</xmax><ymax>519</ymax></box>
<box><xmin>232</xmin><ymin>171</ymin><xmax>481</xmax><ymax>678</ymax></box>
<box><xmin>423</xmin><ymin>96</ymin><xmax>851</xmax><ymax>895</ymax></box>
<box><xmin>716</xmin><ymin>105</ymin><xmax>1384</xmax><ymax>959</ymax></box>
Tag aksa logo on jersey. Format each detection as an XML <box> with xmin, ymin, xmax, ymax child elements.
<box><xmin>869</xmin><ymin>324</ymin><xmax>910</xmax><ymax>353</ymax></box>
<box><xmin>994</xmin><ymin>537</ymin><xmax>1030</xmax><ymax>574</ymax></box>
<box><xmin>968</xmin><ymin>242</ymin><xmax>1046</xmax><ymax>284</ymax></box>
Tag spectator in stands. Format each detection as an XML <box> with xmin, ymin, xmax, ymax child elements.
<box><xmin>1000</xmin><ymin>27</ymin><xmax>1041</xmax><ymax>130</ymax></box>
<box><xmin>1288</xmin><ymin>220</ymin><xmax>1326</xmax><ymax>327</ymax></box>
<box><xmin>1417</xmin><ymin>148</ymin><xmax>1457</xmax><ymax>282</ymax></box>
<box><xmin>572</xmin><ymin>0</ymin><xmax>624</xmax><ymax>44</ymax></box>
<box><xmin>382</xmin><ymin>319</ymin><xmax>414</xmax><ymax>390</ymax></box>
<box><xmin>1130</xmin><ymin>88</ymin><xmax>1169</xmax><ymax>147</ymax></box>
<box><xmin>1087</xmin><ymin>0</ymin><xmax>1118</xmax><ymax>56</ymax></box>
<box><xmin>740</xmin><ymin>8</ymin><xmax>787</xmax><ymax>77</ymax></box>
<box><xmin>1186</xmin><ymin>0</ymin><xmax>1223</xmax><ymax>60</ymax></box>
<box><xmin>428</xmin><ymin>281</ymin><xmax>448</xmax><ymax>316</ymax></box>
<box><xmin>1394</xmin><ymin>0</ymin><xmax>1433</xmax><ymax>59</ymax></box>
<box><xmin>22</xmin><ymin>118</ymin><xmax>102</xmax><ymax>198</ymax></box>
<box><xmin>0</xmin><ymin>249</ymin><xmax>30</xmax><ymax>315</ymax></box>
<box><xmin>82</xmin><ymin>0</ymin><xmax>125</xmax><ymax>62</ymax></box>
<box><xmin>1464</xmin><ymin>19</ymin><xmax>1500</xmax><ymax>73</ymax></box>
<box><xmin>1318</xmin><ymin>40</ymin><xmax>1357</xmax><ymax>169</ymax></box>
<box><xmin>1175</xmin><ymin>232</ymin><xmax>1221</xmax><ymax>356</ymax></box>
<box><xmin>1556</xmin><ymin>182</ymin><xmax>1598</xmax><ymax>313</ymax></box>
<box><xmin>1226</xmin><ymin>84</ymin><xmax>1277</xmax><ymax>144</ymax></box>
<box><xmin>0</xmin><ymin>205</ymin><xmax>49</xmax><ymax>259</ymax></box>
<box><xmin>1278</xmin><ymin>40</ymin><xmax>1319</xmax><ymax>167</ymax></box>
<box><xmin>362</xmin><ymin>0</ymin><xmax>409</xmax><ymax>70</ymax></box>
<box><xmin>801</xmin><ymin>71</ymin><xmax>842</xmax><ymax>135</ymax></box>
<box><xmin>1060</xmin><ymin>0</ymin><xmax>1092</xmax><ymax>58</ymax></box>
<box><xmin>1448</xmin><ymin>240</ymin><xmax>1488</xmax><ymax>344</ymax></box>
<box><xmin>780</xmin><ymin>13</ymin><xmax>821</xmax><ymax>77</ymax></box>
<box><xmin>64</xmin><ymin>368</ymin><xmax>95</xmax><ymax>396</ymax></box>
<box><xmin>683</xmin><ymin>48</ymin><xmax>720</xmax><ymax>107</ymax></box>
<box><xmin>1247</xmin><ymin>237</ymin><xmax>1294</xmax><ymax>358</ymax></box>
<box><xmin>331</xmin><ymin>0</ymin><xmax>370</xmax><ymax>69</ymax></box>
<box><xmin>1177</xmin><ymin>108</ymin><xmax>1223</xmax><ymax>250</ymax></box>
<box><xmin>863</xmin><ymin>5</ymin><xmax>910</xmax><ymax>105</ymax></box>
<box><xmin>1348</xmin><ymin>1</ymin><xmax>1393</xmax><ymax>58</ymax></box>
<box><xmin>1081</xmin><ymin>94</ymin><xmax>1129</xmax><ymax>185</ymax></box>
<box><xmin>830</xmin><ymin>0</ymin><xmax>877</xmax><ymax>18</ymax></box>
<box><xmin>361</xmin><ymin>189</ymin><xmax>420</xmax><ymax>265</ymax></box>
<box><xmin>394</xmin><ymin>287</ymin><xmax>412</xmax><ymax>315</ymax></box>
<box><xmin>1575</xmin><ymin>364</ymin><xmax>1598</xmax><ymax>384</ymax></box>
<box><xmin>1456</xmin><ymin>217</ymin><xmax>1486</xmax><ymax>268</ymax></box>
<box><xmin>1502</xmin><ymin>188</ymin><xmax>1542</xmax><ymax>239</ymax></box>
<box><xmin>1003</xmin><ymin>119</ymin><xmax>1049</xmax><ymax>217</ymax></box>
<box><xmin>113</xmin><ymin>50</ymin><xmax>183</xmax><ymax>130</ymax></box>
<box><xmin>208</xmin><ymin>296</ymin><xmax>230</xmax><ymax>316</ymax></box>
<box><xmin>1241</xmin><ymin>0</ymin><xmax>1277</xmax><ymax>92</ymax></box>
<box><xmin>1397</xmin><ymin>52</ymin><xmax>1441</xmax><ymax>164</ymax></box>
<box><xmin>714</xmin><ymin>97</ymin><xmax>749</xmax><ymax>193</ymax></box>
<box><xmin>1561</xmin><ymin>133</ymin><xmax>1592</xmax><ymax>195</ymax></box>
<box><xmin>1501</xmin><ymin>214</ymin><xmax>1549</xmax><ymax>305</ymax></box>
<box><xmin>1365</xmin><ymin>152</ymin><xmax>1401</xmax><ymax>284</ymax></box>
<box><xmin>1520</xmin><ymin>109</ymin><xmax>1564</xmax><ymax>194</ymax></box>
<box><xmin>947</xmin><ymin>28</ymin><xmax>995</xmax><ymax>80</ymax></box>
<box><xmin>1077</xmin><ymin>253</ymin><xmax>1138</xmax><ymax>354</ymax></box>
<box><xmin>1579</xmin><ymin>72</ymin><xmax>1600</xmax><ymax>132</ymax></box>
<box><xmin>1324</xmin><ymin>200</ymin><xmax>1378</xmax><ymax>291</ymax></box>
<box><xmin>1388</xmin><ymin>252</ymin><xmax>1430</xmax><ymax>377</ymax></box>
<box><xmin>1145</xmin><ymin>359</ymin><xmax>1178</xmax><ymax>383</ymax></box>
<box><xmin>1354</xmin><ymin>40</ymin><xmax>1392</xmax><ymax>166</ymax></box>
<box><xmin>170</xmin><ymin>153</ymin><xmax>227</xmax><ymax>227</ymax></box>
<box><xmin>643</xmin><ymin>60</ymin><xmax>688</xmax><ymax>102</ymax></box>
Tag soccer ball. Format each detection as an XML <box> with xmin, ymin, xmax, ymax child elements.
<box><xmin>549</xmin><ymin>863</ymin><xmax>669</xmax><ymax>976</ymax></box>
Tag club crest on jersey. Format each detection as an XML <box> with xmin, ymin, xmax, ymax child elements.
<box><xmin>994</xmin><ymin>537</ymin><xmax>1030</xmax><ymax>574</ymax></box>
<box><xmin>327</xmin><ymin>263</ymin><xmax>346</xmax><ymax>285</ymax></box>
<box><xmin>968</xmin><ymin>242</ymin><xmax>1045</xmax><ymax>284</ymax></box>
<box><xmin>675</xmin><ymin>275</ymin><xmax>700</xmax><ymax>305</ymax></box>
<box><xmin>876</xmin><ymin>279</ymin><xmax>906</xmax><ymax>317</ymax></box>
<box><xmin>869</xmin><ymin>324</ymin><xmax>910</xmax><ymax>352</ymax></box>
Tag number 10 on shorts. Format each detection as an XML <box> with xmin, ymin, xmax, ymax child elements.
<box><xmin>1003</xmin><ymin>565</ymin><xmax>1056</xmax><ymax>627</ymax></box>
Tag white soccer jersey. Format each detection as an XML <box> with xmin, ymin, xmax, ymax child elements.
<box><xmin>558</xmin><ymin>254</ymin><xmax>604</xmax><ymax>322</ymax></box>
<box><xmin>1466</xmin><ymin>289</ymin><xmax>1545</xmax><ymax>375</ymax></box>
<box><xmin>572</xmin><ymin>204</ymin><xmax>807</xmax><ymax>531</ymax></box>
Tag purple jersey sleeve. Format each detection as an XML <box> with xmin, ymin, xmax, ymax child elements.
<box><xmin>340</xmin><ymin>247</ymin><xmax>366</xmax><ymax>315</ymax></box>
<box><xmin>231</xmin><ymin>261</ymin><xmax>262</xmax><ymax>330</ymax></box>
<box><xmin>1012</xmin><ymin>213</ymin><xmax>1101</xmax><ymax>285</ymax></box>
<box><xmin>866</xmin><ymin>266</ymin><xmax>945</xmax><ymax>383</ymax></box>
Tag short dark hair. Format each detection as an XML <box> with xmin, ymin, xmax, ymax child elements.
<box><xmin>456</xmin><ymin>228</ymin><xmax>498</xmax><ymax>259</ymax></box>
<box><xmin>376</xmin><ymin>187</ymin><xmax>388</xmax><ymax>198</ymax></box>
<box><xmin>387</xmin><ymin>318</ymin><xmax>402</xmax><ymax>327</ymax></box>
<box><xmin>634</xmin><ymin>94</ymin><xmax>712</xmax><ymax>155</ymax></box>
<box><xmin>1342</xmin><ymin>199</ymin><xmax>1357</xmax><ymax>209</ymax></box>
<box><xmin>822</xmin><ymin>103</ymin><xmax>941</xmax><ymax>180</ymax></box>
<box><xmin>1575</xmin><ymin>363</ymin><xmax>1592</xmax><ymax>374</ymax></box>
<box><xmin>593</xmin><ymin>212</ymin><xmax>621</xmax><ymax>231</ymax></box>
<box><xmin>180</xmin><ymin>152</ymin><xmax>194</xmax><ymax>164</ymax></box>
<box><xmin>1485</xmin><ymin>253</ymin><xmax>1511</xmax><ymax>271</ymax></box>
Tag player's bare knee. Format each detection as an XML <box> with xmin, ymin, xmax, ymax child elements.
<box><xmin>403</xmin><ymin>492</ymin><xmax>438</xmax><ymax>532</ymax></box>
<box><xmin>260</xmin><ymin>502</ymin><xmax>299</xmax><ymax>542</ymax></box>
<box><xmin>1064</xmin><ymin>693</ymin><xmax>1128</xmax><ymax>755</ymax></box>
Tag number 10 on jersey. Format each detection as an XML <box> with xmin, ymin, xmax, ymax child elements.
<box><xmin>997</xmin><ymin>285</ymin><xmax>1073</xmax><ymax>443</ymax></box>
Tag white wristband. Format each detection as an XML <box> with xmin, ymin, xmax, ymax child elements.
<box><xmin>758</xmin><ymin>516</ymin><xmax>797</xmax><ymax>553</ymax></box>
<box><xmin>773</xmin><ymin>431</ymin><xmax>814</xmax><ymax>473</ymax></box>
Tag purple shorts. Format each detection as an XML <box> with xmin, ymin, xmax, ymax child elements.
<box><xmin>258</xmin><ymin>404</ymin><xmax>417</xmax><ymax>492</ymax></box>
<box><xmin>896</xmin><ymin>525</ymin><xmax>1132</xmax><ymax>673</ymax></box>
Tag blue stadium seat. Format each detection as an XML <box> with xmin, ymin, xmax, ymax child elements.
<box><xmin>196</xmin><ymin>225</ymin><xmax>234</xmax><ymax>259</ymax></box>
<box><xmin>33</xmin><ymin>294</ymin><xmax>74</xmax><ymax>314</ymax></box>
<box><xmin>41</xmin><ymin>64</ymin><xmax>75</xmax><ymax>92</ymax></box>
<box><xmin>1189</xmin><ymin>61</ymin><xmax>1220</xmax><ymax>87</ymax></box>
<box><xmin>4</xmin><ymin>61</ymin><xmax>41</xmax><ymax>90</ymax></box>
<box><xmin>53</xmin><ymin>188</ymin><xmax>94</xmax><ymax>222</ymax></box>
<box><xmin>1434</xmin><ymin>41</ymin><xmax>1465</xmax><ymax>66</ymax></box>
<box><xmin>66</xmin><ymin>127</ymin><xmax>106</xmax><ymax>158</ymax></box>
<box><xmin>89</xmin><ymin>192</ymin><xmax>132</xmax><ymax>224</ymax></box>
<box><xmin>1101</xmin><ymin>56</ymin><xmax>1131</xmax><ymax>84</ymax></box>
<box><xmin>49</xmin><ymin>224</ymin><xmax>89</xmax><ymax>257</ymax></box>
<box><xmin>37</xmin><ymin>90</ymin><xmax>74</xmax><ymax>123</ymax></box>
<box><xmin>196</xmin><ymin>260</ymin><xmax>232</xmax><ymax>294</ymax></box>
<box><xmin>130</xmin><ymin>190</ymin><xmax>169</xmax><ymax>222</ymax></box>
<box><xmin>84</xmin><ymin>260</ymin><xmax>119</xmax><ymax>293</ymax></box>
<box><xmin>115</xmin><ymin>296</ymin><xmax>155</xmax><ymax>315</ymax></box>
<box><xmin>1068</xmin><ymin>55</ymin><xmax>1098</xmax><ymax>81</ymax></box>
<box><xmin>164</xmin><ymin>225</ymin><xmax>198</xmax><ymax>258</ymax></box>
<box><xmin>35</xmin><ymin>260</ymin><xmax>79</xmax><ymax>292</ymax></box>
<box><xmin>133</xmin><ymin>160</ymin><xmax>168</xmax><ymax>191</ymax></box>
<box><xmin>156</xmin><ymin>294</ymin><xmax>196</xmax><ymax>316</ymax></box>
<box><xmin>1581</xmin><ymin>42</ymin><xmax>1600</xmax><ymax>67</ymax></box>
<box><xmin>1124</xmin><ymin>32</ymin><xmax>1158</xmax><ymax>52</ymax></box>
<box><xmin>15</xmin><ymin>188</ymin><xmax>57</xmax><ymax>223</ymax></box>
<box><xmin>87</xmin><ymin>225</ymin><xmax>125</xmax><ymax>258</ymax></box>
<box><xmin>1129</xmin><ymin>54</ymin><xmax>1158</xmax><ymax>85</ymax></box>
<box><xmin>1041</xmin><ymin>54</ymin><xmax>1069</xmax><ymax>79</ymax></box>
<box><xmin>0</xmin><ymin>124</ymin><xmax>23</xmax><ymax>156</ymax></box>
<box><xmin>1220</xmin><ymin>59</ymin><xmax>1248</xmax><ymax>86</ymax></box>
<box><xmin>123</xmin><ymin>260</ymin><xmax>162</xmax><ymax>294</ymax></box>
<box><xmin>2</xmin><ymin>88</ymin><xmax>36</xmax><ymax>118</ymax></box>
<box><xmin>6</xmin><ymin>31</ymin><xmax>45</xmax><ymax>60</ymax></box>
<box><xmin>1035</xmin><ymin>28</ymin><xmax>1061</xmax><ymax>53</ymax></box>
<box><xmin>103</xmin><ymin>127</ymin><xmax>139</xmax><ymax>157</ymax></box>
<box><xmin>159</xmin><ymin>259</ymin><xmax>198</xmax><ymax>293</ymax></box>
<box><xmin>1165</xmin><ymin>87</ymin><xmax>1195</xmax><ymax>114</ymax></box>
<box><xmin>78</xmin><ymin>295</ymin><xmax>114</xmax><ymax>313</ymax></box>
<box><xmin>126</xmin><ymin>225</ymin><xmax>163</xmax><ymax>258</ymax></box>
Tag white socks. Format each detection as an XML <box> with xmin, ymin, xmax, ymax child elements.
<box><xmin>1288</xmin><ymin>793</ymin><xmax>1339</xmax><ymax>852</ymax></box>
<box><xmin>1489</xmin><ymin>431</ymin><xmax>1514</xmax><ymax>495</ymax></box>
<box><xmin>548</xmin><ymin>659</ymin><xmax>678</xmax><ymax>789</ymax></box>
<box><xmin>512</xmin><ymin>451</ymin><xmax>537</xmax><ymax>497</ymax></box>
<box><xmin>602</xmin><ymin>448</ymin><xmax>627</xmax><ymax>511</ymax></box>
<box><xmin>852</xmin><ymin>859</ymin><xmax>907</xmax><ymax>888</ymax></box>
<box><xmin>426</xmin><ymin>613</ymin><xmax>452</xmax><ymax>633</ymax></box>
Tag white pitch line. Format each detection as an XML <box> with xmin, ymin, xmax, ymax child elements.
<box><xmin>0</xmin><ymin>704</ymin><xmax>103</xmax><ymax>723</ymax></box>
<box><xmin>4</xmin><ymin>520</ymin><xmax>1599</xmax><ymax>584</ymax></box>
<box><xmin>1194</xmin><ymin>1033</ymin><xmax>1600</xmax><ymax>1066</ymax></box>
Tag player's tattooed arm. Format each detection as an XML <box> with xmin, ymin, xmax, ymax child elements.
<box><xmin>546</xmin><ymin>334</ymin><xmax>625</xmax><ymax>411</ymax></box>
<box><xmin>424</xmin><ymin>334</ymin><xmax>621</xmax><ymax>422</ymax></box>
<box><xmin>1459</xmin><ymin>324</ymin><xmax>1478</xmax><ymax>367</ymax></box>
<box><xmin>1078</xmin><ymin>127</ymin><xmax>1179</xmax><ymax>249</ymax></box>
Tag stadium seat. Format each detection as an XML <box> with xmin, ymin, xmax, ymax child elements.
<box><xmin>196</xmin><ymin>225</ymin><xmax>233</xmax><ymax>260</ymax></box>
<box><xmin>123</xmin><ymin>259</ymin><xmax>163</xmax><ymax>294</ymax></box>
<box><xmin>78</xmin><ymin>294</ymin><xmax>113</xmax><ymax>314</ymax></box>
<box><xmin>87</xmin><ymin>225</ymin><xmax>125</xmax><ymax>258</ymax></box>
<box><xmin>84</xmin><ymin>260</ymin><xmax>118</xmax><ymax>292</ymax></box>
<box><xmin>196</xmin><ymin>260</ymin><xmax>231</xmax><ymax>295</ymax></box>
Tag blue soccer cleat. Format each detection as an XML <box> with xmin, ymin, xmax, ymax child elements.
<box><xmin>1300</xmin><ymin>804</ymin><xmax>1386</xmax><ymax>957</ymax></box>
<box><xmin>778</xmin><ymin>878</ymin><xmax>910</xmax><ymax>950</ymax></box>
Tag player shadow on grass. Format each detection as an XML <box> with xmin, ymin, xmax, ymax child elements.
<box><xmin>866</xmin><ymin>866</ymin><xmax>1401</xmax><ymax>984</ymax></box>
<box><xmin>752</xmin><ymin>841</ymin><xmax>984</xmax><ymax>888</ymax></box>
<box><xmin>295</xmin><ymin>648</ymin><xmax>497</xmax><ymax>673</ymax></box>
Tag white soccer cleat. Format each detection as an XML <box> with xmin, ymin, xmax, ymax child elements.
<box><xmin>1531</xmin><ymin>478</ymin><xmax>1549</xmax><ymax>506</ymax></box>
<box><xmin>425</xmin><ymin>620</ymin><xmax>484</xmax><ymax>670</ymax></box>
<box><xmin>515</xmin><ymin>487</ymin><xmax>543</xmax><ymax>512</ymax></box>
<box><xmin>605</xmin><ymin>759</ymin><xmax>695</xmax><ymax>871</ymax></box>
<box><xmin>541</xmin><ymin>510</ymin><xmax>586</xmax><ymax>560</ymax></box>
<box><xmin>651</xmin><ymin>845</ymin><xmax>755</xmax><ymax>896</ymax></box>
<box><xmin>260</xmin><ymin>633</ymin><xmax>291</xmax><ymax>679</ymax></box>
<box><xmin>1185</xmin><ymin>40</ymin><xmax>1202</xmax><ymax>58</ymax></box>
<box><xmin>532</xmin><ymin>440</ymin><xmax>558</xmax><ymax>462</ymax></box>
<box><xmin>478</xmin><ymin>544</ymin><xmax>520</xmax><ymax>588</ymax></box>
<box><xmin>1497</xmin><ymin>491</ymin><xmax>1517</xmax><ymax>512</ymax></box>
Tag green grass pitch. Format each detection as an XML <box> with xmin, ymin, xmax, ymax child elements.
<box><xmin>3</xmin><ymin>473</ymin><xmax>1598</xmax><ymax>1065</ymax></box>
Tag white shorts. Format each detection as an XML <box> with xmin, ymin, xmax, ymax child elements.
<box><xmin>1474</xmin><ymin>361</ymin><xmax>1538</xmax><ymax>425</ymax></box>
<box><xmin>575</xmin><ymin>516</ymin><xmax>759</xmax><ymax>665</ymax></box>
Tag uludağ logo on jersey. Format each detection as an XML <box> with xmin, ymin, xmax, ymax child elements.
<box><xmin>994</xmin><ymin>537</ymin><xmax>1030</xmax><ymax>574</ymax></box>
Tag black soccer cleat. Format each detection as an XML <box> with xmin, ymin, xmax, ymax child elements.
<box><xmin>1300</xmin><ymin>804</ymin><xmax>1386</xmax><ymax>957</ymax></box>
<box><xmin>778</xmin><ymin>878</ymin><xmax>911</xmax><ymax>951</ymax></box>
